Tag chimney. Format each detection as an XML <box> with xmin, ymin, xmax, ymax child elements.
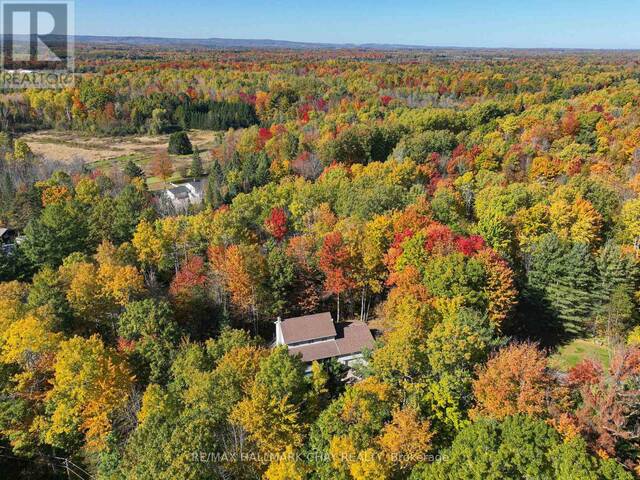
<box><xmin>275</xmin><ymin>316</ymin><xmax>284</xmax><ymax>346</ymax></box>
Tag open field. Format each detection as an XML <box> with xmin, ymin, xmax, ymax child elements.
<box><xmin>22</xmin><ymin>129</ymin><xmax>218</xmax><ymax>163</ymax></box>
<box><xmin>548</xmin><ymin>338</ymin><xmax>611</xmax><ymax>372</ymax></box>
<box><xmin>21</xmin><ymin>129</ymin><xmax>218</xmax><ymax>190</ymax></box>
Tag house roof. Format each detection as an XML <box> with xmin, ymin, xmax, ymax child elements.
<box><xmin>188</xmin><ymin>179</ymin><xmax>206</xmax><ymax>194</ymax></box>
<box><xmin>280</xmin><ymin>312</ymin><xmax>337</xmax><ymax>345</ymax></box>
<box><xmin>288</xmin><ymin>321</ymin><xmax>375</xmax><ymax>363</ymax></box>
<box><xmin>170</xmin><ymin>180</ymin><xmax>206</xmax><ymax>192</ymax></box>
<box><xmin>335</xmin><ymin>322</ymin><xmax>376</xmax><ymax>356</ymax></box>
<box><xmin>0</xmin><ymin>228</ymin><xmax>7</xmax><ymax>238</ymax></box>
<box><xmin>288</xmin><ymin>340</ymin><xmax>340</xmax><ymax>362</ymax></box>
<box><xmin>168</xmin><ymin>186</ymin><xmax>190</xmax><ymax>199</ymax></box>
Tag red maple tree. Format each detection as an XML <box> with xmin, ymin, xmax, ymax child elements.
<box><xmin>318</xmin><ymin>231</ymin><xmax>355</xmax><ymax>321</ymax></box>
<box><xmin>264</xmin><ymin>207</ymin><xmax>288</xmax><ymax>241</ymax></box>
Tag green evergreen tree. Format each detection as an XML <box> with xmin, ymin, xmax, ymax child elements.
<box><xmin>22</xmin><ymin>200</ymin><xmax>91</xmax><ymax>268</ymax></box>
<box><xmin>205</xmin><ymin>160</ymin><xmax>225</xmax><ymax>208</ymax></box>
<box><xmin>118</xmin><ymin>299</ymin><xmax>180</xmax><ymax>384</ymax></box>
<box><xmin>112</xmin><ymin>184</ymin><xmax>154</xmax><ymax>244</ymax></box>
<box><xmin>27</xmin><ymin>265</ymin><xmax>72</xmax><ymax>330</ymax></box>
<box><xmin>188</xmin><ymin>149</ymin><xmax>203</xmax><ymax>178</ymax></box>
<box><xmin>123</xmin><ymin>159</ymin><xmax>145</xmax><ymax>179</ymax></box>
<box><xmin>548</xmin><ymin>243</ymin><xmax>596</xmax><ymax>335</ymax></box>
<box><xmin>167</xmin><ymin>131</ymin><xmax>193</xmax><ymax>155</ymax></box>
<box><xmin>593</xmin><ymin>242</ymin><xmax>637</xmax><ymax>310</ymax></box>
<box><xmin>266</xmin><ymin>241</ymin><xmax>296</xmax><ymax>316</ymax></box>
<box><xmin>528</xmin><ymin>234</ymin><xmax>596</xmax><ymax>335</ymax></box>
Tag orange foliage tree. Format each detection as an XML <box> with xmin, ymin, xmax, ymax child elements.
<box><xmin>472</xmin><ymin>343</ymin><xmax>552</xmax><ymax>420</ymax></box>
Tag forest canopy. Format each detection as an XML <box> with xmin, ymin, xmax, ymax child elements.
<box><xmin>0</xmin><ymin>46</ymin><xmax>639</xmax><ymax>479</ymax></box>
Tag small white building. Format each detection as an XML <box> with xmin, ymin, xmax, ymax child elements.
<box><xmin>274</xmin><ymin>312</ymin><xmax>375</xmax><ymax>370</ymax></box>
<box><xmin>163</xmin><ymin>180</ymin><xmax>206</xmax><ymax>212</ymax></box>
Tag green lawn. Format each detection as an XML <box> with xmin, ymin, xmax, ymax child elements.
<box><xmin>91</xmin><ymin>153</ymin><xmax>146</xmax><ymax>170</ymax></box>
<box><xmin>548</xmin><ymin>338</ymin><xmax>611</xmax><ymax>372</ymax></box>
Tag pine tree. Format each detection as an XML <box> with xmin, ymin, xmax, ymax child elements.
<box><xmin>592</xmin><ymin>242</ymin><xmax>638</xmax><ymax>338</ymax></box>
<box><xmin>167</xmin><ymin>131</ymin><xmax>193</xmax><ymax>155</ymax></box>
<box><xmin>205</xmin><ymin>160</ymin><xmax>224</xmax><ymax>208</ymax></box>
<box><xmin>188</xmin><ymin>149</ymin><xmax>203</xmax><ymax>178</ymax></box>
<box><xmin>547</xmin><ymin>243</ymin><xmax>596</xmax><ymax>335</ymax></box>
<box><xmin>594</xmin><ymin>241</ymin><xmax>636</xmax><ymax>306</ymax></box>
<box><xmin>528</xmin><ymin>234</ymin><xmax>597</xmax><ymax>335</ymax></box>
<box><xmin>123</xmin><ymin>159</ymin><xmax>145</xmax><ymax>179</ymax></box>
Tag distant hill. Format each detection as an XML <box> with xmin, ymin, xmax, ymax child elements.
<box><xmin>73</xmin><ymin>36</ymin><xmax>640</xmax><ymax>54</ymax></box>
<box><xmin>4</xmin><ymin>34</ymin><xmax>635</xmax><ymax>53</ymax></box>
<box><xmin>73</xmin><ymin>35</ymin><xmax>435</xmax><ymax>50</ymax></box>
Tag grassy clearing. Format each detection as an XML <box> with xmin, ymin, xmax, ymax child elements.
<box><xmin>548</xmin><ymin>338</ymin><xmax>611</xmax><ymax>372</ymax></box>
<box><xmin>22</xmin><ymin>129</ymin><xmax>218</xmax><ymax>167</ymax></box>
<box><xmin>22</xmin><ymin>129</ymin><xmax>218</xmax><ymax>190</ymax></box>
<box><xmin>92</xmin><ymin>153</ymin><xmax>146</xmax><ymax>170</ymax></box>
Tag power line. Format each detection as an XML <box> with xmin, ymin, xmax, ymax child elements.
<box><xmin>0</xmin><ymin>447</ymin><xmax>94</xmax><ymax>480</ymax></box>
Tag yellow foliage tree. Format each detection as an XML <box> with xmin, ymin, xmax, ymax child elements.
<box><xmin>63</xmin><ymin>261</ymin><xmax>108</xmax><ymax>323</ymax></box>
<box><xmin>230</xmin><ymin>385</ymin><xmax>304</xmax><ymax>457</ymax></box>
<box><xmin>95</xmin><ymin>241</ymin><xmax>144</xmax><ymax>306</ymax></box>
<box><xmin>349</xmin><ymin>448</ymin><xmax>390</xmax><ymax>480</ymax></box>
<box><xmin>132</xmin><ymin>219</ymin><xmax>166</xmax><ymax>269</ymax></box>
<box><xmin>0</xmin><ymin>281</ymin><xmax>29</xmax><ymax>332</ymax></box>
<box><xmin>44</xmin><ymin>335</ymin><xmax>134</xmax><ymax>451</ymax></box>
<box><xmin>549</xmin><ymin>194</ymin><xmax>602</xmax><ymax>245</ymax></box>
<box><xmin>1</xmin><ymin>312</ymin><xmax>62</xmax><ymax>369</ymax></box>
<box><xmin>377</xmin><ymin>406</ymin><xmax>433</xmax><ymax>470</ymax></box>
<box><xmin>514</xmin><ymin>203</ymin><xmax>550</xmax><ymax>251</ymax></box>
<box><xmin>362</xmin><ymin>214</ymin><xmax>394</xmax><ymax>294</ymax></box>
<box><xmin>74</xmin><ymin>178</ymin><xmax>100</xmax><ymax>204</ymax></box>
<box><xmin>328</xmin><ymin>434</ymin><xmax>358</xmax><ymax>476</ymax></box>
<box><xmin>263</xmin><ymin>446</ymin><xmax>307</xmax><ymax>480</ymax></box>
<box><xmin>620</xmin><ymin>198</ymin><xmax>640</xmax><ymax>251</ymax></box>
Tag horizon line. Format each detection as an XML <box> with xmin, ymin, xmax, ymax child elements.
<box><xmin>68</xmin><ymin>34</ymin><xmax>640</xmax><ymax>52</ymax></box>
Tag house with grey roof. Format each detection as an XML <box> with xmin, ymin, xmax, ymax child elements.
<box><xmin>163</xmin><ymin>179</ymin><xmax>206</xmax><ymax>212</ymax></box>
<box><xmin>274</xmin><ymin>312</ymin><xmax>375</xmax><ymax>370</ymax></box>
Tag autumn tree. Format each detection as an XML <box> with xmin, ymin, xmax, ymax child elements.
<box><xmin>119</xmin><ymin>331</ymin><xmax>265</xmax><ymax>479</ymax></box>
<box><xmin>43</xmin><ymin>335</ymin><xmax>134</xmax><ymax>452</ymax></box>
<box><xmin>151</xmin><ymin>149</ymin><xmax>173</xmax><ymax>187</ymax></box>
<box><xmin>567</xmin><ymin>347</ymin><xmax>640</xmax><ymax>466</ymax></box>
<box><xmin>264</xmin><ymin>207</ymin><xmax>288</xmax><ymax>241</ymax></box>
<box><xmin>308</xmin><ymin>377</ymin><xmax>396</xmax><ymax>479</ymax></box>
<box><xmin>230</xmin><ymin>347</ymin><xmax>307</xmax><ymax>458</ymax></box>
<box><xmin>169</xmin><ymin>255</ymin><xmax>214</xmax><ymax>333</ymax></box>
<box><xmin>210</xmin><ymin>244</ymin><xmax>267</xmax><ymax>328</ymax></box>
<box><xmin>318</xmin><ymin>231</ymin><xmax>356</xmax><ymax>321</ymax></box>
<box><xmin>378</xmin><ymin>406</ymin><xmax>433</xmax><ymax>471</ymax></box>
<box><xmin>472</xmin><ymin>343</ymin><xmax>552</xmax><ymax>420</ymax></box>
<box><xmin>620</xmin><ymin>198</ymin><xmax>640</xmax><ymax>251</ymax></box>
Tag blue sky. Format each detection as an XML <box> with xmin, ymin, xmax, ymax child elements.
<box><xmin>75</xmin><ymin>0</ymin><xmax>640</xmax><ymax>49</ymax></box>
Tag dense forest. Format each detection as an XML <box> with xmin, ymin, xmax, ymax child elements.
<box><xmin>0</xmin><ymin>46</ymin><xmax>639</xmax><ymax>479</ymax></box>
